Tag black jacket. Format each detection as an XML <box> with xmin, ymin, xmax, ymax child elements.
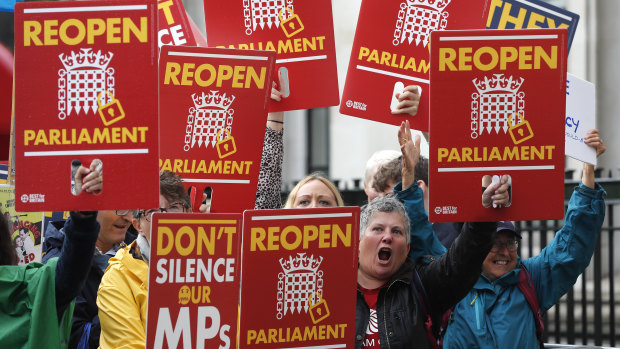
<box><xmin>42</xmin><ymin>218</ymin><xmax>136</xmax><ymax>349</ymax></box>
<box><xmin>355</xmin><ymin>221</ymin><xmax>496</xmax><ymax>349</ymax></box>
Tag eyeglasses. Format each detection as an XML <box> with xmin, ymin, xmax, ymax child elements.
<box><xmin>115</xmin><ymin>210</ymin><xmax>132</xmax><ymax>216</ymax></box>
<box><xmin>491</xmin><ymin>239</ymin><xmax>519</xmax><ymax>252</ymax></box>
<box><xmin>139</xmin><ymin>201</ymin><xmax>187</xmax><ymax>222</ymax></box>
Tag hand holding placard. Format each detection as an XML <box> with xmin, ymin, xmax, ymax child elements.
<box><xmin>482</xmin><ymin>175</ymin><xmax>510</xmax><ymax>208</ymax></box>
<box><xmin>392</xmin><ymin>85</ymin><xmax>421</xmax><ymax>116</ymax></box>
<box><xmin>582</xmin><ymin>129</ymin><xmax>605</xmax><ymax>189</ymax></box>
<box><xmin>73</xmin><ymin>159</ymin><xmax>103</xmax><ymax>195</ymax></box>
<box><xmin>584</xmin><ymin>129</ymin><xmax>605</xmax><ymax>158</ymax></box>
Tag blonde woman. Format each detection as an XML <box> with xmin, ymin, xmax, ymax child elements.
<box><xmin>284</xmin><ymin>172</ymin><xmax>344</xmax><ymax>209</ymax></box>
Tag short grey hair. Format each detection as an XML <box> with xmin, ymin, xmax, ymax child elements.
<box><xmin>363</xmin><ymin>150</ymin><xmax>401</xmax><ymax>187</ymax></box>
<box><xmin>360</xmin><ymin>196</ymin><xmax>410</xmax><ymax>243</ymax></box>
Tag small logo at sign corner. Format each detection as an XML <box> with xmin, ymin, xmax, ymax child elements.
<box><xmin>348</xmin><ymin>100</ymin><xmax>367</xmax><ymax>111</ymax></box>
<box><xmin>21</xmin><ymin>193</ymin><xmax>45</xmax><ymax>203</ymax></box>
<box><xmin>438</xmin><ymin>206</ymin><xmax>458</xmax><ymax>215</ymax></box>
<box><xmin>178</xmin><ymin>286</ymin><xmax>191</xmax><ymax>305</ymax></box>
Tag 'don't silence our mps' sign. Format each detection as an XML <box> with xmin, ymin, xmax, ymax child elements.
<box><xmin>146</xmin><ymin>213</ymin><xmax>242</xmax><ymax>349</ymax></box>
<box><xmin>13</xmin><ymin>0</ymin><xmax>159</xmax><ymax>212</ymax></box>
<box><xmin>429</xmin><ymin>28</ymin><xmax>567</xmax><ymax>223</ymax></box>
<box><xmin>159</xmin><ymin>46</ymin><xmax>276</xmax><ymax>213</ymax></box>
<box><xmin>157</xmin><ymin>0</ymin><xmax>207</xmax><ymax>48</ymax></box>
<box><xmin>239</xmin><ymin>207</ymin><xmax>360</xmax><ymax>348</ymax></box>
<box><xmin>340</xmin><ymin>0</ymin><xmax>490</xmax><ymax>131</ymax></box>
<box><xmin>203</xmin><ymin>0</ymin><xmax>339</xmax><ymax>112</ymax></box>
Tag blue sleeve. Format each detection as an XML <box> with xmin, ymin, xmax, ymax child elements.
<box><xmin>522</xmin><ymin>183</ymin><xmax>606</xmax><ymax>311</ymax></box>
<box><xmin>394</xmin><ymin>182</ymin><xmax>447</xmax><ymax>263</ymax></box>
<box><xmin>55</xmin><ymin>211</ymin><xmax>99</xmax><ymax>316</ymax></box>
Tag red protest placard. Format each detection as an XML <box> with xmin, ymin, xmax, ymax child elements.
<box><xmin>146</xmin><ymin>213</ymin><xmax>242</xmax><ymax>349</ymax></box>
<box><xmin>158</xmin><ymin>0</ymin><xmax>203</xmax><ymax>47</ymax></box>
<box><xmin>340</xmin><ymin>0</ymin><xmax>490</xmax><ymax>131</ymax></box>
<box><xmin>203</xmin><ymin>0</ymin><xmax>339</xmax><ymax>112</ymax></box>
<box><xmin>429</xmin><ymin>29</ymin><xmax>567</xmax><ymax>222</ymax></box>
<box><xmin>159</xmin><ymin>46</ymin><xmax>275</xmax><ymax>213</ymax></box>
<box><xmin>239</xmin><ymin>207</ymin><xmax>359</xmax><ymax>349</ymax></box>
<box><xmin>13</xmin><ymin>0</ymin><xmax>158</xmax><ymax>212</ymax></box>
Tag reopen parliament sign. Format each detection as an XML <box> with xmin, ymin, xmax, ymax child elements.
<box><xmin>429</xmin><ymin>29</ymin><xmax>567</xmax><ymax>222</ymax></box>
<box><xmin>159</xmin><ymin>46</ymin><xmax>276</xmax><ymax>213</ymax></box>
<box><xmin>239</xmin><ymin>207</ymin><xmax>360</xmax><ymax>348</ymax></box>
<box><xmin>203</xmin><ymin>0</ymin><xmax>339</xmax><ymax>112</ymax></box>
<box><xmin>340</xmin><ymin>0</ymin><xmax>490</xmax><ymax>131</ymax></box>
<box><xmin>14</xmin><ymin>0</ymin><xmax>159</xmax><ymax>211</ymax></box>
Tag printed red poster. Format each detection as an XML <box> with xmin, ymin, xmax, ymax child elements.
<box><xmin>240</xmin><ymin>207</ymin><xmax>359</xmax><ymax>348</ymax></box>
<box><xmin>158</xmin><ymin>0</ymin><xmax>205</xmax><ymax>47</ymax></box>
<box><xmin>340</xmin><ymin>0</ymin><xmax>490</xmax><ymax>131</ymax></box>
<box><xmin>159</xmin><ymin>46</ymin><xmax>275</xmax><ymax>213</ymax></box>
<box><xmin>146</xmin><ymin>213</ymin><xmax>241</xmax><ymax>349</ymax></box>
<box><xmin>14</xmin><ymin>0</ymin><xmax>158</xmax><ymax>211</ymax></box>
<box><xmin>429</xmin><ymin>29</ymin><xmax>567</xmax><ymax>222</ymax></box>
<box><xmin>203</xmin><ymin>0</ymin><xmax>339</xmax><ymax>112</ymax></box>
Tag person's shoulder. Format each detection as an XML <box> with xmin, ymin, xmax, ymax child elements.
<box><xmin>105</xmin><ymin>243</ymin><xmax>147</xmax><ymax>278</ymax></box>
<box><xmin>43</xmin><ymin>220</ymin><xmax>66</xmax><ymax>240</ymax></box>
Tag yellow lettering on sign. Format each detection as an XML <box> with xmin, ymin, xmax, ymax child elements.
<box><xmin>437</xmin><ymin>145</ymin><xmax>556</xmax><ymax>162</ymax></box>
<box><xmin>357</xmin><ymin>46</ymin><xmax>429</xmax><ymax>74</ymax></box>
<box><xmin>249</xmin><ymin>224</ymin><xmax>352</xmax><ymax>251</ymax></box>
<box><xmin>23</xmin><ymin>127</ymin><xmax>148</xmax><ymax>146</ymax></box>
<box><xmin>246</xmin><ymin>324</ymin><xmax>348</xmax><ymax>345</ymax></box>
<box><xmin>216</xmin><ymin>36</ymin><xmax>326</xmax><ymax>54</ymax></box>
<box><xmin>163</xmin><ymin>62</ymin><xmax>266</xmax><ymax>89</ymax></box>
<box><xmin>438</xmin><ymin>45</ymin><xmax>557</xmax><ymax>71</ymax></box>
<box><xmin>24</xmin><ymin>17</ymin><xmax>148</xmax><ymax>46</ymax></box>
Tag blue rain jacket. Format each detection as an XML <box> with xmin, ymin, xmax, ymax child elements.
<box><xmin>443</xmin><ymin>183</ymin><xmax>606</xmax><ymax>349</ymax></box>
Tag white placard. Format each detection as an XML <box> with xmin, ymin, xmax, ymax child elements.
<box><xmin>565</xmin><ymin>73</ymin><xmax>596</xmax><ymax>165</ymax></box>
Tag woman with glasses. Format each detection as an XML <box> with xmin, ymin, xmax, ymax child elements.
<box><xmin>97</xmin><ymin>170</ymin><xmax>191</xmax><ymax>349</ymax></box>
<box><xmin>442</xmin><ymin>129</ymin><xmax>607</xmax><ymax>349</ymax></box>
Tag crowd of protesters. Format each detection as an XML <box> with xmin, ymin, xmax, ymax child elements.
<box><xmin>0</xmin><ymin>72</ymin><xmax>608</xmax><ymax>349</ymax></box>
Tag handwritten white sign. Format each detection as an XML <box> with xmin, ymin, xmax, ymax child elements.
<box><xmin>565</xmin><ymin>73</ymin><xmax>596</xmax><ymax>165</ymax></box>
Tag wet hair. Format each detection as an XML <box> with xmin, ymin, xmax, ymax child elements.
<box><xmin>160</xmin><ymin>170</ymin><xmax>191</xmax><ymax>209</ymax></box>
<box><xmin>372</xmin><ymin>156</ymin><xmax>402</xmax><ymax>193</ymax></box>
<box><xmin>0</xmin><ymin>211</ymin><xmax>17</xmax><ymax>265</ymax></box>
<box><xmin>284</xmin><ymin>172</ymin><xmax>344</xmax><ymax>208</ymax></box>
<box><xmin>360</xmin><ymin>196</ymin><xmax>410</xmax><ymax>243</ymax></box>
<box><xmin>373</xmin><ymin>154</ymin><xmax>430</xmax><ymax>193</ymax></box>
<box><xmin>134</xmin><ymin>171</ymin><xmax>191</xmax><ymax>218</ymax></box>
<box><xmin>363</xmin><ymin>150</ymin><xmax>401</xmax><ymax>187</ymax></box>
<box><xmin>414</xmin><ymin>155</ymin><xmax>429</xmax><ymax>186</ymax></box>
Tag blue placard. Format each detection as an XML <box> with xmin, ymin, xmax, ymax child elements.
<box><xmin>0</xmin><ymin>164</ymin><xmax>7</xmax><ymax>183</ymax></box>
<box><xmin>487</xmin><ymin>0</ymin><xmax>579</xmax><ymax>53</ymax></box>
<box><xmin>0</xmin><ymin>0</ymin><xmax>24</xmax><ymax>13</ymax></box>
